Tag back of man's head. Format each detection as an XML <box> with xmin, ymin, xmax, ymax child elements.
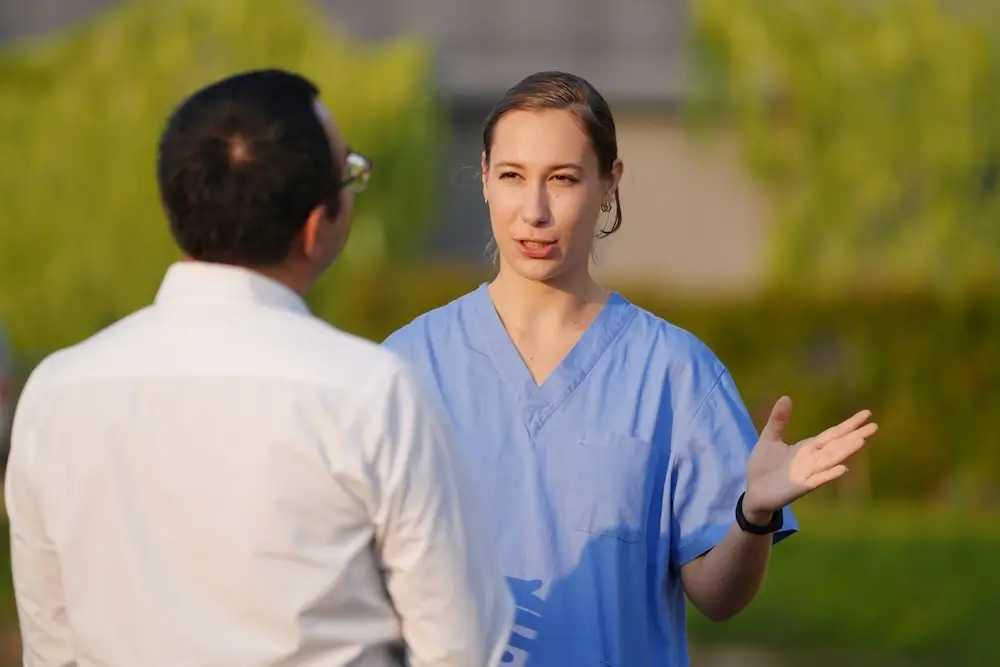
<box><xmin>156</xmin><ymin>69</ymin><xmax>339</xmax><ymax>267</ymax></box>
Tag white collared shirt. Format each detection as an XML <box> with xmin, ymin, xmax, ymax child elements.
<box><xmin>5</xmin><ymin>261</ymin><xmax>514</xmax><ymax>667</ymax></box>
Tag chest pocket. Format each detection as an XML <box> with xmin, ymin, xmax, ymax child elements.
<box><xmin>567</xmin><ymin>429</ymin><xmax>654</xmax><ymax>544</ymax></box>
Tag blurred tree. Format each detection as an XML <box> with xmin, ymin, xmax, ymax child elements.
<box><xmin>688</xmin><ymin>0</ymin><xmax>1000</xmax><ymax>293</ymax></box>
<box><xmin>0</xmin><ymin>0</ymin><xmax>443</xmax><ymax>355</ymax></box>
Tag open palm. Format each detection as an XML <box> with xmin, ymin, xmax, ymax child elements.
<box><xmin>744</xmin><ymin>396</ymin><xmax>879</xmax><ymax>515</ymax></box>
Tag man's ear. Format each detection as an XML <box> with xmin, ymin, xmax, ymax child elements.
<box><xmin>299</xmin><ymin>204</ymin><xmax>328</xmax><ymax>259</ymax></box>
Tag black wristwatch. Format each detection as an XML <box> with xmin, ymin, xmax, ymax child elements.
<box><xmin>735</xmin><ymin>492</ymin><xmax>783</xmax><ymax>535</ymax></box>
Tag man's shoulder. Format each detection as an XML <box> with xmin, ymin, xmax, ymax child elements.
<box><xmin>21</xmin><ymin>303</ymin><xmax>409</xmax><ymax>397</ymax></box>
<box><xmin>21</xmin><ymin>307</ymin><xmax>155</xmax><ymax>390</ymax></box>
<box><xmin>297</xmin><ymin>316</ymin><xmax>411</xmax><ymax>388</ymax></box>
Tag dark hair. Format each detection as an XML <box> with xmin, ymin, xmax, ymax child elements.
<box><xmin>483</xmin><ymin>71</ymin><xmax>622</xmax><ymax>237</ymax></box>
<box><xmin>156</xmin><ymin>69</ymin><xmax>340</xmax><ymax>267</ymax></box>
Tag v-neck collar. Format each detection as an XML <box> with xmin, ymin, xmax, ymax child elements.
<box><xmin>468</xmin><ymin>282</ymin><xmax>637</xmax><ymax>438</ymax></box>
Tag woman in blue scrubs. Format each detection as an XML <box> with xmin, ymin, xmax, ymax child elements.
<box><xmin>383</xmin><ymin>71</ymin><xmax>878</xmax><ymax>667</ymax></box>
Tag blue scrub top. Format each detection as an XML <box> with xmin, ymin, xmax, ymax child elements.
<box><xmin>383</xmin><ymin>284</ymin><xmax>798</xmax><ymax>667</ymax></box>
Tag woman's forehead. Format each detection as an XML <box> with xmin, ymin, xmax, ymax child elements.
<box><xmin>491</xmin><ymin>109</ymin><xmax>595</xmax><ymax>166</ymax></box>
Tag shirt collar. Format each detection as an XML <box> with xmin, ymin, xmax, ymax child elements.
<box><xmin>154</xmin><ymin>261</ymin><xmax>310</xmax><ymax>315</ymax></box>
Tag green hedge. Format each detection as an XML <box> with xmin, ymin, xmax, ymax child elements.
<box><xmin>317</xmin><ymin>266</ymin><xmax>999</xmax><ymax>504</ymax></box>
<box><xmin>5</xmin><ymin>257</ymin><xmax>995</xmax><ymax>502</ymax></box>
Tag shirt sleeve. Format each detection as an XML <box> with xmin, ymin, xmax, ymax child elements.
<box><xmin>4</xmin><ymin>380</ymin><xmax>77</xmax><ymax>667</ymax></box>
<box><xmin>667</xmin><ymin>370</ymin><xmax>799</xmax><ymax>570</ymax></box>
<box><xmin>361</xmin><ymin>358</ymin><xmax>514</xmax><ymax>667</ymax></box>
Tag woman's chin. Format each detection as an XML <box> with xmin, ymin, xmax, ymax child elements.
<box><xmin>507</xmin><ymin>256</ymin><xmax>570</xmax><ymax>284</ymax></box>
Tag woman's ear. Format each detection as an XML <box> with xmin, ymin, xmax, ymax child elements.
<box><xmin>607</xmin><ymin>158</ymin><xmax>624</xmax><ymax>203</ymax></box>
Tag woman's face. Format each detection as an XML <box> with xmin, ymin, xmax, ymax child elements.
<box><xmin>482</xmin><ymin>108</ymin><xmax>622</xmax><ymax>285</ymax></box>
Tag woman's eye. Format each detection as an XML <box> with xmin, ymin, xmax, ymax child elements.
<box><xmin>498</xmin><ymin>171</ymin><xmax>520</xmax><ymax>180</ymax></box>
<box><xmin>553</xmin><ymin>174</ymin><xmax>579</xmax><ymax>183</ymax></box>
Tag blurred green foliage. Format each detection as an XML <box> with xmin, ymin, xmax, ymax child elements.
<box><xmin>321</xmin><ymin>266</ymin><xmax>999</xmax><ymax>503</ymax></box>
<box><xmin>0</xmin><ymin>0</ymin><xmax>443</xmax><ymax>355</ymax></box>
<box><xmin>688</xmin><ymin>0</ymin><xmax>1000</xmax><ymax>292</ymax></box>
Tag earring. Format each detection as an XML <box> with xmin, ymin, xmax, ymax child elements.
<box><xmin>601</xmin><ymin>201</ymin><xmax>612</xmax><ymax>213</ymax></box>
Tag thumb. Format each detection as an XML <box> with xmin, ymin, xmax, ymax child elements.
<box><xmin>762</xmin><ymin>396</ymin><xmax>792</xmax><ymax>441</ymax></box>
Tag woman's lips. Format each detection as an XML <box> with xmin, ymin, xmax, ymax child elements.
<box><xmin>517</xmin><ymin>239</ymin><xmax>556</xmax><ymax>259</ymax></box>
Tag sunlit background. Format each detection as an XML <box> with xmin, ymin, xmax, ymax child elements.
<box><xmin>0</xmin><ymin>0</ymin><xmax>998</xmax><ymax>665</ymax></box>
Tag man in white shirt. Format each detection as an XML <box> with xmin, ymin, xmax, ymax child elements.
<box><xmin>5</xmin><ymin>69</ymin><xmax>514</xmax><ymax>667</ymax></box>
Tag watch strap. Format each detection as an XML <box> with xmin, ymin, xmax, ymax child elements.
<box><xmin>736</xmin><ymin>491</ymin><xmax>783</xmax><ymax>535</ymax></box>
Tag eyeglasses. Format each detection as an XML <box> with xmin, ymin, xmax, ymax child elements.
<box><xmin>340</xmin><ymin>150</ymin><xmax>372</xmax><ymax>194</ymax></box>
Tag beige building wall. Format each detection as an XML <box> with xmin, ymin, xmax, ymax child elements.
<box><xmin>592</xmin><ymin>113</ymin><xmax>772</xmax><ymax>294</ymax></box>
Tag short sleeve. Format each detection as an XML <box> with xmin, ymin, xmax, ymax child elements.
<box><xmin>666</xmin><ymin>370</ymin><xmax>799</xmax><ymax>570</ymax></box>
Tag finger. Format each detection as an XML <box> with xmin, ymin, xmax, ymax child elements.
<box><xmin>807</xmin><ymin>464</ymin><xmax>849</xmax><ymax>489</ymax></box>
<box><xmin>815</xmin><ymin>426</ymin><xmax>877</xmax><ymax>469</ymax></box>
<box><xmin>818</xmin><ymin>421</ymin><xmax>879</xmax><ymax>450</ymax></box>
<box><xmin>815</xmin><ymin>409</ymin><xmax>872</xmax><ymax>446</ymax></box>
<box><xmin>761</xmin><ymin>396</ymin><xmax>793</xmax><ymax>441</ymax></box>
<box><xmin>851</xmin><ymin>422</ymin><xmax>879</xmax><ymax>440</ymax></box>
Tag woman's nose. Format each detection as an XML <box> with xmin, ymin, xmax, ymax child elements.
<box><xmin>521</xmin><ymin>184</ymin><xmax>551</xmax><ymax>226</ymax></box>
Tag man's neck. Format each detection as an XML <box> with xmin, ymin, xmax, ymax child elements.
<box><xmin>254</xmin><ymin>265</ymin><xmax>311</xmax><ymax>298</ymax></box>
<box><xmin>181</xmin><ymin>255</ymin><xmax>312</xmax><ymax>297</ymax></box>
